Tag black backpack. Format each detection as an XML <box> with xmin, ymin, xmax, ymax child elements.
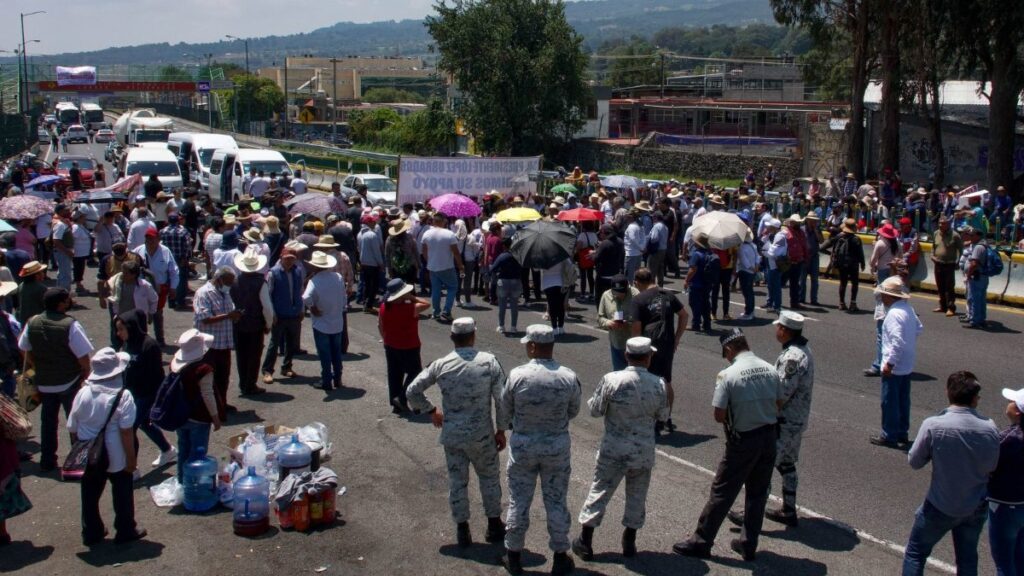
<box><xmin>641</xmin><ymin>290</ymin><xmax>674</xmax><ymax>343</ymax></box>
<box><xmin>833</xmin><ymin>235</ymin><xmax>854</xmax><ymax>268</ymax></box>
<box><xmin>150</xmin><ymin>371</ymin><xmax>191</xmax><ymax>432</ymax></box>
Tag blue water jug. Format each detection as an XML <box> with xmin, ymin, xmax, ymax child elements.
<box><xmin>183</xmin><ymin>445</ymin><xmax>218</xmax><ymax>512</ymax></box>
<box><xmin>276</xmin><ymin>434</ymin><xmax>312</xmax><ymax>482</ymax></box>
<box><xmin>233</xmin><ymin>466</ymin><xmax>270</xmax><ymax>536</ymax></box>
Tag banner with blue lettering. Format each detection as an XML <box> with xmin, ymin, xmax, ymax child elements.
<box><xmin>398</xmin><ymin>156</ymin><xmax>541</xmax><ymax>204</ymax></box>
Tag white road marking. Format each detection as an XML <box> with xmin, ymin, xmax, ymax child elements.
<box><xmin>654</xmin><ymin>448</ymin><xmax>956</xmax><ymax>574</ymax></box>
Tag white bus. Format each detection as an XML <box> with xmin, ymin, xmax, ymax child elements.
<box><xmin>79</xmin><ymin>103</ymin><xmax>105</xmax><ymax>131</ymax></box>
<box><xmin>54</xmin><ymin>102</ymin><xmax>80</xmax><ymax>128</ymax></box>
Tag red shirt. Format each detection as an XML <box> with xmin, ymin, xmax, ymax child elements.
<box><xmin>379</xmin><ymin>300</ymin><xmax>421</xmax><ymax>349</ymax></box>
<box><xmin>485</xmin><ymin>234</ymin><xmax>504</xmax><ymax>266</ymax></box>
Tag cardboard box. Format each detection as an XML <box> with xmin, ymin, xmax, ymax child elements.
<box><xmin>227</xmin><ymin>425</ymin><xmax>295</xmax><ymax>464</ymax></box>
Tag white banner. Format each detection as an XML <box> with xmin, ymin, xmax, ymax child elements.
<box><xmin>56</xmin><ymin>66</ymin><xmax>97</xmax><ymax>86</ymax></box>
<box><xmin>398</xmin><ymin>156</ymin><xmax>541</xmax><ymax>205</ymax></box>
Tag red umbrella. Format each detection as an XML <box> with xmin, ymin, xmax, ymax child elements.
<box><xmin>556</xmin><ymin>208</ymin><xmax>603</xmax><ymax>222</ymax></box>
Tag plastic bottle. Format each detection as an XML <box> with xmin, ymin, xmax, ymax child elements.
<box><xmin>233</xmin><ymin>466</ymin><xmax>270</xmax><ymax>537</ymax></box>
<box><xmin>292</xmin><ymin>494</ymin><xmax>310</xmax><ymax>532</ymax></box>
<box><xmin>183</xmin><ymin>445</ymin><xmax>218</xmax><ymax>512</ymax></box>
<box><xmin>276</xmin><ymin>434</ymin><xmax>312</xmax><ymax>482</ymax></box>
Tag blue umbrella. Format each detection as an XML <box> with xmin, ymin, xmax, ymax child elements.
<box><xmin>24</xmin><ymin>174</ymin><xmax>61</xmax><ymax>189</ymax></box>
<box><xmin>0</xmin><ymin>220</ymin><xmax>15</xmax><ymax>233</ymax></box>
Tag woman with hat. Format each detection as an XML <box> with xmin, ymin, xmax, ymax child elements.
<box><xmin>67</xmin><ymin>347</ymin><xmax>146</xmax><ymax>546</ymax></box>
<box><xmin>821</xmin><ymin>218</ymin><xmax>865</xmax><ymax>311</ymax></box>
<box><xmin>170</xmin><ymin>329</ymin><xmax>223</xmax><ymax>483</ymax></box>
<box><xmin>385</xmin><ymin>217</ymin><xmax>419</xmax><ymax>286</ymax></box>
<box><xmin>378</xmin><ymin>278</ymin><xmax>430</xmax><ymax>413</ymax></box>
<box><xmin>13</xmin><ymin>261</ymin><xmax>47</xmax><ymax>324</ymax></box>
<box><xmin>869</xmin><ymin>221</ymin><xmax>901</xmax><ymax>284</ymax></box>
<box><xmin>303</xmin><ymin>251</ymin><xmax>347</xmax><ymax>391</ymax></box>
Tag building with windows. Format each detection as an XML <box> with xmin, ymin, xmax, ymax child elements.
<box><xmin>257</xmin><ymin>56</ymin><xmax>440</xmax><ymax>103</ymax></box>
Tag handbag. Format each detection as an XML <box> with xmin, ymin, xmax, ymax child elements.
<box><xmin>61</xmin><ymin>388</ymin><xmax>126</xmax><ymax>482</ymax></box>
<box><xmin>15</xmin><ymin>367</ymin><xmax>39</xmax><ymax>413</ymax></box>
<box><xmin>0</xmin><ymin>392</ymin><xmax>32</xmax><ymax>440</ymax></box>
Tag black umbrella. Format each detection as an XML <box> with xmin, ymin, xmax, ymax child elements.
<box><xmin>510</xmin><ymin>220</ymin><xmax>576</xmax><ymax>270</ymax></box>
<box><xmin>72</xmin><ymin>190</ymin><xmax>129</xmax><ymax>204</ymax></box>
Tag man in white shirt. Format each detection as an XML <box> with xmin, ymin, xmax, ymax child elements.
<box><xmin>871</xmin><ymin>276</ymin><xmax>923</xmax><ymax>448</ymax></box>
<box><xmin>126</xmin><ymin>206</ymin><xmax>156</xmax><ymax>251</ymax></box>
<box><xmin>247</xmin><ymin>171</ymin><xmax>271</xmax><ymax>199</ymax></box>
<box><xmin>421</xmin><ymin>213</ymin><xmax>465</xmax><ymax>321</ymax></box>
<box><xmin>290</xmin><ymin>170</ymin><xmax>308</xmax><ymax>195</ymax></box>
<box><xmin>622</xmin><ymin>212</ymin><xmax>647</xmax><ymax>283</ymax></box>
<box><xmin>133</xmin><ymin>228</ymin><xmax>180</xmax><ymax>345</ymax></box>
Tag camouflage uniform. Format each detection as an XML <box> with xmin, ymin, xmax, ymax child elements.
<box><xmin>578</xmin><ymin>366</ymin><xmax>668</xmax><ymax>529</ymax></box>
<box><xmin>774</xmin><ymin>336</ymin><xmax>814</xmax><ymax>511</ymax></box>
<box><xmin>407</xmin><ymin>347</ymin><xmax>507</xmax><ymax>524</ymax></box>
<box><xmin>499</xmin><ymin>358</ymin><xmax>581</xmax><ymax>553</ymax></box>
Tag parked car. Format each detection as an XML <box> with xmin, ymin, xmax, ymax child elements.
<box><xmin>104</xmin><ymin>141</ymin><xmax>123</xmax><ymax>163</ymax></box>
<box><xmin>65</xmin><ymin>124</ymin><xmax>90</xmax><ymax>144</ymax></box>
<box><xmin>93</xmin><ymin>129</ymin><xmax>116</xmax><ymax>143</ymax></box>
<box><xmin>341</xmin><ymin>173</ymin><xmax>398</xmax><ymax>206</ymax></box>
<box><xmin>37</xmin><ymin>128</ymin><xmax>51</xmax><ymax>144</ymax></box>
<box><xmin>54</xmin><ymin>154</ymin><xmax>98</xmax><ymax>189</ymax></box>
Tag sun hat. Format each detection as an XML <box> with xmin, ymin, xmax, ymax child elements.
<box><xmin>171</xmin><ymin>329</ymin><xmax>215</xmax><ymax>372</ymax></box>
<box><xmin>667</xmin><ymin>188</ymin><xmax>684</xmax><ymax>199</ymax></box>
<box><xmin>451</xmin><ymin>317</ymin><xmax>476</xmax><ymax>335</ymax></box>
<box><xmin>1002</xmin><ymin>388</ymin><xmax>1024</xmax><ymax>413</ymax></box>
<box><xmin>773</xmin><ymin>310</ymin><xmax>806</xmax><ymax>331</ymax></box>
<box><xmin>633</xmin><ymin>201</ymin><xmax>653</xmax><ymax>212</ymax></box>
<box><xmin>233</xmin><ymin>245</ymin><xmax>268</xmax><ymax>274</ymax></box>
<box><xmin>785</xmin><ymin>214</ymin><xmax>804</xmax><ymax>225</ymax></box>
<box><xmin>625</xmin><ymin>337</ymin><xmax>656</xmax><ymax>355</ymax></box>
<box><xmin>313</xmin><ymin>234</ymin><xmax>340</xmax><ymax>249</ymax></box>
<box><xmin>390</xmin><ymin>217</ymin><xmax>412</xmax><ymax>236</ymax></box>
<box><xmin>243</xmin><ymin>228</ymin><xmax>264</xmax><ymax>243</ymax></box>
<box><xmin>0</xmin><ymin>281</ymin><xmax>16</xmax><ymax>298</ymax></box>
<box><xmin>874</xmin><ymin>276</ymin><xmax>909</xmax><ymax>299</ymax></box>
<box><xmin>553</xmin><ymin>196</ymin><xmax>566</xmax><ymax>206</ymax></box>
<box><xmin>308</xmin><ymin>250</ymin><xmax>337</xmax><ymax>270</ymax></box>
<box><xmin>19</xmin><ymin>260</ymin><xmax>47</xmax><ymax>278</ymax></box>
<box><xmin>841</xmin><ymin>218</ymin><xmax>857</xmax><ymax>234</ymax></box>
<box><xmin>86</xmin><ymin>347</ymin><xmax>131</xmax><ymax>384</ymax></box>
<box><xmin>709</xmin><ymin>195</ymin><xmax>725</xmax><ymax>206</ymax></box>
<box><xmin>520</xmin><ymin>324</ymin><xmax>555</xmax><ymax>344</ymax></box>
<box><xmin>765</xmin><ymin>218</ymin><xmax>782</xmax><ymax>229</ymax></box>
<box><xmin>385</xmin><ymin>278</ymin><xmax>414</xmax><ymax>303</ymax></box>
<box><xmin>876</xmin><ymin>222</ymin><xmax>898</xmax><ymax>240</ymax></box>
<box><xmin>284</xmin><ymin>240</ymin><xmax>306</xmax><ymax>253</ymax></box>
<box><xmin>804</xmin><ymin>213</ymin><xmax>820</xmax><ymax>221</ymax></box>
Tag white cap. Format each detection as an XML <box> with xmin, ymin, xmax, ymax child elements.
<box><xmin>766</xmin><ymin>218</ymin><xmax>782</xmax><ymax>229</ymax></box>
<box><xmin>773</xmin><ymin>310</ymin><xmax>806</xmax><ymax>331</ymax></box>
<box><xmin>1003</xmin><ymin>388</ymin><xmax>1024</xmax><ymax>413</ymax></box>
<box><xmin>625</xmin><ymin>337</ymin><xmax>657</xmax><ymax>355</ymax></box>
<box><xmin>451</xmin><ymin>317</ymin><xmax>476</xmax><ymax>335</ymax></box>
<box><xmin>520</xmin><ymin>324</ymin><xmax>555</xmax><ymax>344</ymax></box>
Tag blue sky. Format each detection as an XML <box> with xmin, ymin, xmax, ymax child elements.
<box><xmin>2</xmin><ymin>0</ymin><xmax>439</xmax><ymax>55</ymax></box>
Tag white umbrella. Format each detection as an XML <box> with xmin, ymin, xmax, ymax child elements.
<box><xmin>688</xmin><ymin>211</ymin><xmax>752</xmax><ymax>250</ymax></box>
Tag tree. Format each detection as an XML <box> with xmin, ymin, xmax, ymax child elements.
<box><xmin>223</xmin><ymin>75</ymin><xmax>285</xmax><ymax>124</ymax></box>
<box><xmin>426</xmin><ymin>0</ymin><xmax>590</xmax><ymax>155</ymax></box>
<box><xmin>902</xmin><ymin>0</ymin><xmax>947</xmax><ymax>187</ymax></box>
<box><xmin>347</xmin><ymin>107</ymin><xmax>403</xmax><ymax>145</ymax></box>
<box><xmin>607</xmin><ymin>38</ymin><xmax>660</xmax><ymax>88</ymax></box>
<box><xmin>362</xmin><ymin>87</ymin><xmax>426</xmax><ymax>104</ymax></box>
<box><xmin>158</xmin><ymin>65</ymin><xmax>192</xmax><ymax>82</ymax></box>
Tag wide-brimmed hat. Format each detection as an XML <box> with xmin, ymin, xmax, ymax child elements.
<box><xmin>552</xmin><ymin>196</ymin><xmax>566</xmax><ymax>206</ymax></box>
<box><xmin>308</xmin><ymin>250</ymin><xmax>338</xmax><ymax>270</ymax></box>
<box><xmin>171</xmin><ymin>329</ymin><xmax>215</xmax><ymax>372</ymax></box>
<box><xmin>785</xmin><ymin>214</ymin><xmax>804</xmax><ymax>225</ymax></box>
<box><xmin>0</xmin><ymin>281</ymin><xmax>16</xmax><ymax>298</ymax></box>
<box><xmin>313</xmin><ymin>234</ymin><xmax>340</xmax><ymax>249</ymax></box>
<box><xmin>874</xmin><ymin>276</ymin><xmax>909</xmax><ymax>299</ymax></box>
<box><xmin>233</xmin><ymin>245</ymin><xmax>268</xmax><ymax>273</ymax></box>
<box><xmin>19</xmin><ymin>260</ymin><xmax>47</xmax><ymax>278</ymax></box>
<box><xmin>389</xmin><ymin>217</ymin><xmax>412</xmax><ymax>236</ymax></box>
<box><xmin>876</xmin><ymin>223</ymin><xmax>898</xmax><ymax>240</ymax></box>
<box><xmin>386</xmin><ymin>278</ymin><xmax>414</xmax><ymax>302</ymax></box>
<box><xmin>841</xmin><ymin>218</ymin><xmax>857</xmax><ymax>234</ymax></box>
<box><xmin>86</xmin><ymin>347</ymin><xmax>131</xmax><ymax>384</ymax></box>
<box><xmin>633</xmin><ymin>201</ymin><xmax>653</xmax><ymax>212</ymax></box>
<box><xmin>243</xmin><ymin>228</ymin><xmax>264</xmax><ymax>243</ymax></box>
<box><xmin>709</xmin><ymin>195</ymin><xmax>725</xmax><ymax>206</ymax></box>
<box><xmin>667</xmin><ymin>188</ymin><xmax>684</xmax><ymax>199</ymax></box>
<box><xmin>284</xmin><ymin>240</ymin><xmax>307</xmax><ymax>253</ymax></box>
<box><xmin>804</xmin><ymin>213</ymin><xmax>820</xmax><ymax>222</ymax></box>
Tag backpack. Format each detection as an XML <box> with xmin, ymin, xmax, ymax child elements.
<box><xmin>149</xmin><ymin>371</ymin><xmax>191</xmax><ymax>432</ymax></box>
<box><xmin>641</xmin><ymin>290</ymin><xmax>674</xmax><ymax>343</ymax></box>
<box><xmin>701</xmin><ymin>250</ymin><xmax>721</xmax><ymax>285</ymax></box>
<box><xmin>833</xmin><ymin>234</ymin><xmax>854</xmax><ymax>269</ymax></box>
<box><xmin>980</xmin><ymin>244</ymin><xmax>1004</xmax><ymax>277</ymax></box>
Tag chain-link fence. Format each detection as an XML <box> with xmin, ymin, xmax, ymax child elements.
<box><xmin>1</xmin><ymin>108</ymin><xmax>41</xmax><ymax>159</ymax></box>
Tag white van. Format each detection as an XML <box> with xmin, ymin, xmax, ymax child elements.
<box><xmin>208</xmin><ymin>148</ymin><xmax>291</xmax><ymax>204</ymax></box>
<box><xmin>167</xmin><ymin>132</ymin><xmax>238</xmax><ymax>192</ymax></box>
<box><xmin>120</xmin><ymin>147</ymin><xmax>183</xmax><ymax>190</ymax></box>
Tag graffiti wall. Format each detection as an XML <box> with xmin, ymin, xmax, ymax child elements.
<box><xmin>898</xmin><ymin>116</ymin><xmax>1024</xmax><ymax>183</ymax></box>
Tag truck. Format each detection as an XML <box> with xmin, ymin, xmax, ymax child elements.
<box><xmin>113</xmin><ymin>109</ymin><xmax>174</xmax><ymax>148</ymax></box>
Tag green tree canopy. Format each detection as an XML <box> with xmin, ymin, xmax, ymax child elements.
<box><xmin>426</xmin><ymin>0</ymin><xmax>590</xmax><ymax>155</ymax></box>
<box><xmin>223</xmin><ymin>75</ymin><xmax>285</xmax><ymax>124</ymax></box>
<box><xmin>362</xmin><ymin>87</ymin><xmax>427</xmax><ymax>104</ymax></box>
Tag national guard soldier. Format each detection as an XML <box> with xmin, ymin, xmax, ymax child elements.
<box><xmin>499</xmin><ymin>324</ymin><xmax>582</xmax><ymax>575</ymax></box>
<box><xmin>406</xmin><ymin>317</ymin><xmax>508</xmax><ymax>547</ymax></box>
<box><xmin>673</xmin><ymin>328</ymin><xmax>781</xmax><ymax>562</ymax></box>
<box><xmin>572</xmin><ymin>337</ymin><xmax>668</xmax><ymax>561</ymax></box>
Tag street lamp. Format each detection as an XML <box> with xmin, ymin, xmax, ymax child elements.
<box><xmin>225</xmin><ymin>35</ymin><xmax>250</xmax><ymax>134</ymax></box>
<box><xmin>20</xmin><ymin>11</ymin><xmax>45</xmax><ymax>114</ymax></box>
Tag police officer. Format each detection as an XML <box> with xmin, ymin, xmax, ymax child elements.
<box><xmin>499</xmin><ymin>324</ymin><xmax>581</xmax><ymax>575</ymax></box>
<box><xmin>572</xmin><ymin>337</ymin><xmax>668</xmax><ymax>561</ymax></box>
<box><xmin>406</xmin><ymin>317</ymin><xmax>508</xmax><ymax>547</ymax></box>
<box><xmin>673</xmin><ymin>328</ymin><xmax>781</xmax><ymax>562</ymax></box>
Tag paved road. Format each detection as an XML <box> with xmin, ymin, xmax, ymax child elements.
<box><xmin>3</xmin><ymin>138</ymin><xmax>1017</xmax><ymax>575</ymax></box>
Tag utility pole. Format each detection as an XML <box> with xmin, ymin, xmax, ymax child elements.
<box><xmin>659</xmin><ymin>53</ymin><xmax>666</xmax><ymax>99</ymax></box>
<box><xmin>205</xmin><ymin>53</ymin><xmax>213</xmax><ymax>132</ymax></box>
<box><xmin>331</xmin><ymin>57</ymin><xmax>338</xmax><ymax>143</ymax></box>
<box><xmin>283</xmin><ymin>55</ymin><xmax>289</xmax><ymax>139</ymax></box>
<box><xmin>20</xmin><ymin>11</ymin><xmax>45</xmax><ymax>114</ymax></box>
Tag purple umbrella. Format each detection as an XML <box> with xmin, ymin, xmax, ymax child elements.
<box><xmin>0</xmin><ymin>195</ymin><xmax>55</xmax><ymax>221</ymax></box>
<box><xmin>429</xmin><ymin>193</ymin><xmax>481</xmax><ymax>218</ymax></box>
<box><xmin>285</xmin><ymin>192</ymin><xmax>346</xmax><ymax>219</ymax></box>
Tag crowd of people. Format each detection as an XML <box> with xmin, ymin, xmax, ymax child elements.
<box><xmin>0</xmin><ymin>162</ymin><xmax>1021</xmax><ymax>576</ymax></box>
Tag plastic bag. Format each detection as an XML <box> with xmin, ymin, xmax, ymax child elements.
<box><xmin>297</xmin><ymin>422</ymin><xmax>332</xmax><ymax>459</ymax></box>
<box><xmin>218</xmin><ymin>460</ymin><xmax>242</xmax><ymax>505</ymax></box>
<box><xmin>150</xmin><ymin>476</ymin><xmax>183</xmax><ymax>507</ymax></box>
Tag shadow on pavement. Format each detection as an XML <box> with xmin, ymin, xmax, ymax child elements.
<box><xmin>225</xmin><ymin>410</ymin><xmax>264</xmax><ymax>426</ymax></box>
<box><xmin>0</xmin><ymin>541</ymin><xmax>54</xmax><ymax>572</ymax></box>
<box><xmin>752</xmin><ymin>551</ymin><xmax>829</xmax><ymax>575</ymax></box>
<box><xmin>437</xmin><ymin>542</ymin><xmax>503</xmax><ymax>567</ymax></box>
<box><xmin>75</xmin><ymin>539</ymin><xmax>165</xmax><ymax>567</ymax></box>
<box><xmin>909</xmin><ymin>372</ymin><xmax>937</xmax><ymax>382</ymax></box>
<box><xmin>322</xmin><ymin>386</ymin><xmax>367</xmax><ymax>402</ymax></box>
<box><xmin>245</xmin><ymin>391</ymin><xmax>295</xmax><ymax>403</ymax></box>
<box><xmin>977</xmin><ymin>321</ymin><xmax>1021</xmax><ymax>334</ymax></box>
<box><xmin>615</xmin><ymin>550</ymin><xmax>711</xmax><ymax>576</ymax></box>
<box><xmin>342</xmin><ymin>352</ymin><xmax>371</xmax><ymax>362</ymax></box>
<box><xmin>656</xmin><ymin>431</ymin><xmax>717</xmax><ymax>449</ymax></box>
<box><xmin>762</xmin><ymin>517</ymin><xmax>860</xmax><ymax>552</ymax></box>
<box><xmin>557</xmin><ymin>332</ymin><xmax>599</xmax><ymax>344</ymax></box>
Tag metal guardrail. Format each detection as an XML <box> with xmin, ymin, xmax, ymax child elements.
<box><xmin>268</xmin><ymin>139</ymin><xmax>398</xmax><ymax>165</ymax></box>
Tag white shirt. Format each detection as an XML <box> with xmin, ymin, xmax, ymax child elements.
<box><xmin>150</xmin><ymin>199</ymin><xmax>169</xmax><ymax>223</ymax></box>
<box><xmin>19</xmin><ymin>319</ymin><xmax>94</xmax><ymax>393</ymax></box>
<box><xmin>881</xmin><ymin>299</ymin><xmax>923</xmax><ymax>376</ymax></box>
<box><xmin>126</xmin><ymin>218</ymin><xmax>155</xmax><ymax>251</ymax></box>
<box><xmin>67</xmin><ymin>380</ymin><xmax>136</xmax><ymax>473</ymax></box>
<box><xmin>302</xmin><ymin>271</ymin><xmax>347</xmax><ymax>335</ymax></box>
<box><xmin>765</xmin><ymin>230</ymin><xmax>788</xmax><ymax>270</ymax></box>
<box><xmin>248</xmin><ymin>177</ymin><xmax>270</xmax><ymax>198</ymax></box>
<box><xmin>72</xmin><ymin>224</ymin><xmax>92</xmax><ymax>257</ymax></box>
<box><xmin>623</xmin><ymin>222</ymin><xmax>646</xmax><ymax>257</ymax></box>
<box><xmin>541</xmin><ymin>259</ymin><xmax>570</xmax><ymax>290</ymax></box>
<box><xmin>35</xmin><ymin>214</ymin><xmax>52</xmax><ymax>240</ymax></box>
<box><xmin>737</xmin><ymin>241</ymin><xmax>760</xmax><ymax>273</ymax></box>
<box><xmin>422</xmin><ymin>227</ymin><xmax>458</xmax><ymax>272</ymax></box>
<box><xmin>461</xmin><ymin>227</ymin><xmax>484</xmax><ymax>262</ymax></box>
<box><xmin>291</xmin><ymin>178</ymin><xmax>308</xmax><ymax>195</ymax></box>
<box><xmin>213</xmin><ymin>248</ymin><xmax>242</xmax><ymax>276</ymax></box>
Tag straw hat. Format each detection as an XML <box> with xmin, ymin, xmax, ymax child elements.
<box><xmin>667</xmin><ymin>188</ymin><xmax>684</xmax><ymax>199</ymax></box>
<box><xmin>313</xmin><ymin>234</ymin><xmax>340</xmax><ymax>249</ymax></box>
<box><xmin>634</xmin><ymin>200</ymin><xmax>653</xmax><ymax>212</ymax></box>
<box><xmin>389</xmin><ymin>217</ymin><xmax>412</xmax><ymax>236</ymax></box>
<box><xmin>171</xmin><ymin>329</ymin><xmax>215</xmax><ymax>372</ymax></box>
<box><xmin>785</xmin><ymin>214</ymin><xmax>804</xmax><ymax>225</ymax></box>
<box><xmin>242</xmin><ymin>228</ymin><xmax>264</xmax><ymax>244</ymax></box>
<box><xmin>874</xmin><ymin>276</ymin><xmax>909</xmax><ymax>299</ymax></box>
<box><xmin>233</xmin><ymin>245</ymin><xmax>268</xmax><ymax>274</ymax></box>
<box><xmin>841</xmin><ymin>218</ymin><xmax>857</xmax><ymax>234</ymax></box>
<box><xmin>308</xmin><ymin>250</ymin><xmax>338</xmax><ymax>270</ymax></box>
<box><xmin>709</xmin><ymin>195</ymin><xmax>725</xmax><ymax>206</ymax></box>
<box><xmin>19</xmin><ymin>261</ymin><xmax>47</xmax><ymax>278</ymax></box>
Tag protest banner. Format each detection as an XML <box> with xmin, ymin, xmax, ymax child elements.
<box><xmin>56</xmin><ymin>66</ymin><xmax>98</xmax><ymax>87</ymax></box>
<box><xmin>397</xmin><ymin>156</ymin><xmax>541</xmax><ymax>204</ymax></box>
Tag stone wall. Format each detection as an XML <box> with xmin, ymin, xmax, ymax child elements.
<box><xmin>561</xmin><ymin>140</ymin><xmax>803</xmax><ymax>182</ymax></box>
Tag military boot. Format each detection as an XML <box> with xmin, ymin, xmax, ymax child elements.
<box><xmin>571</xmin><ymin>526</ymin><xmax>594</xmax><ymax>560</ymax></box>
<box><xmin>456</xmin><ymin>521</ymin><xmax>472</xmax><ymax>547</ymax></box>
<box><xmin>503</xmin><ymin>550</ymin><xmax>524</xmax><ymax>575</ymax></box>
<box><xmin>485</xmin><ymin>517</ymin><xmax>506</xmax><ymax>543</ymax></box>
<box><xmin>621</xmin><ymin>527</ymin><xmax>637</xmax><ymax>557</ymax></box>
<box><xmin>551</xmin><ymin>551</ymin><xmax>576</xmax><ymax>576</ymax></box>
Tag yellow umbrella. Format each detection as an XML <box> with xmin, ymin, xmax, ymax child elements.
<box><xmin>495</xmin><ymin>207</ymin><xmax>542</xmax><ymax>223</ymax></box>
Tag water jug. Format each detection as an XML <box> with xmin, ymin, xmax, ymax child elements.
<box><xmin>276</xmin><ymin>434</ymin><xmax>312</xmax><ymax>481</ymax></box>
<box><xmin>183</xmin><ymin>445</ymin><xmax>218</xmax><ymax>512</ymax></box>
<box><xmin>233</xmin><ymin>466</ymin><xmax>270</xmax><ymax>536</ymax></box>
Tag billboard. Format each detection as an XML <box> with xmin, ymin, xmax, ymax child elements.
<box><xmin>55</xmin><ymin>66</ymin><xmax>97</xmax><ymax>86</ymax></box>
<box><xmin>398</xmin><ymin>156</ymin><xmax>541</xmax><ymax>204</ymax></box>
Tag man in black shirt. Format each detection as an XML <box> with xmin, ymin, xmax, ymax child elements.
<box><xmin>144</xmin><ymin>174</ymin><xmax>163</xmax><ymax>199</ymax></box>
<box><xmin>181</xmin><ymin>189</ymin><xmax>200</xmax><ymax>245</ymax></box>
<box><xmin>631</xmin><ymin>267</ymin><xmax>688</xmax><ymax>434</ymax></box>
<box><xmin>328</xmin><ymin>215</ymin><xmax>357</xmax><ymax>266</ymax></box>
<box><xmin>345</xmin><ymin>196</ymin><xmax>364</xmax><ymax>231</ymax></box>
<box><xmin>69</xmin><ymin>162</ymin><xmax>83</xmax><ymax>191</ymax></box>
<box><xmin>593</xmin><ymin>224</ymin><xmax>624</xmax><ymax>305</ymax></box>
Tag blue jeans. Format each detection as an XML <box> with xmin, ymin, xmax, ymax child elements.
<box><xmin>881</xmin><ymin>373</ymin><xmax>911</xmax><ymax>442</ymax></box>
<box><xmin>313</xmin><ymin>329</ymin><xmax>343</xmax><ymax>386</ymax></box>
<box><xmin>609</xmin><ymin>344</ymin><xmax>627</xmax><ymax>371</ymax></box>
<box><xmin>176</xmin><ymin>420</ymin><xmax>211</xmax><ymax>483</ymax></box>
<box><xmin>801</xmin><ymin>255</ymin><xmax>820</xmax><ymax>303</ymax></box>
<box><xmin>903</xmin><ymin>500</ymin><xmax>987</xmax><ymax>576</ymax></box>
<box><xmin>496</xmin><ymin>278</ymin><xmax>521</xmax><ymax>328</ymax></box>
<box><xmin>989</xmin><ymin>502</ymin><xmax>1024</xmax><ymax>576</ymax></box>
<box><xmin>134</xmin><ymin>395</ymin><xmax>171</xmax><ymax>454</ymax></box>
<box><xmin>688</xmin><ymin>285</ymin><xmax>711</xmax><ymax>330</ymax></box>
<box><xmin>738</xmin><ymin>270</ymin><xmax>755</xmax><ymax>315</ymax></box>
<box><xmin>624</xmin><ymin>255</ymin><xmax>642</xmax><ymax>282</ymax></box>
<box><xmin>430</xmin><ymin>268</ymin><xmax>458</xmax><ymax>316</ymax></box>
<box><xmin>766</xmin><ymin>268</ymin><xmax>782</xmax><ymax>310</ymax></box>
<box><xmin>967</xmin><ymin>276</ymin><xmax>988</xmax><ymax>326</ymax></box>
<box><xmin>872</xmin><ymin>319</ymin><xmax>883</xmax><ymax>371</ymax></box>
<box><xmin>55</xmin><ymin>250</ymin><xmax>73</xmax><ymax>290</ymax></box>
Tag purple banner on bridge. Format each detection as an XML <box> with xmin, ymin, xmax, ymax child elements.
<box><xmin>55</xmin><ymin>66</ymin><xmax>97</xmax><ymax>87</ymax></box>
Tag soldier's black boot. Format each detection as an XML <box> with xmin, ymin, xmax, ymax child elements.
<box><xmin>503</xmin><ymin>550</ymin><xmax>524</xmax><ymax>575</ymax></box>
<box><xmin>485</xmin><ymin>517</ymin><xmax>506</xmax><ymax>543</ymax></box>
<box><xmin>551</xmin><ymin>551</ymin><xmax>575</xmax><ymax>576</ymax></box>
<box><xmin>571</xmin><ymin>526</ymin><xmax>594</xmax><ymax>560</ymax></box>
<box><xmin>456</xmin><ymin>521</ymin><xmax>472</xmax><ymax>547</ymax></box>
<box><xmin>621</xmin><ymin>527</ymin><xmax>637</xmax><ymax>557</ymax></box>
